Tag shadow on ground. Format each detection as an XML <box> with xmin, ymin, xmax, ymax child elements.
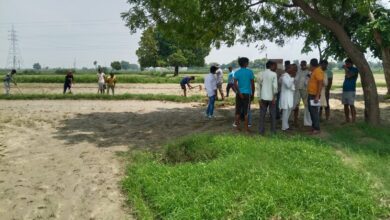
<box><xmin>54</xmin><ymin>107</ymin><xmax>236</xmax><ymax>150</ymax></box>
<box><xmin>53</xmin><ymin>100</ymin><xmax>390</xmax><ymax>152</ymax></box>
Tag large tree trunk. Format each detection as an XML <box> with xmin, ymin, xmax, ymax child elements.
<box><xmin>173</xmin><ymin>65</ymin><xmax>179</xmax><ymax>76</ymax></box>
<box><xmin>372</xmin><ymin>30</ymin><xmax>390</xmax><ymax>95</ymax></box>
<box><xmin>381</xmin><ymin>47</ymin><xmax>390</xmax><ymax>95</ymax></box>
<box><xmin>369</xmin><ymin>11</ymin><xmax>390</xmax><ymax>95</ymax></box>
<box><xmin>293</xmin><ymin>0</ymin><xmax>380</xmax><ymax>124</ymax></box>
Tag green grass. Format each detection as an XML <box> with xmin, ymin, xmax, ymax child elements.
<box><xmin>122</xmin><ymin>134</ymin><xmax>388</xmax><ymax>219</ymax></box>
<box><xmin>324</xmin><ymin>123</ymin><xmax>390</xmax><ymax>195</ymax></box>
<box><xmin>0</xmin><ymin>93</ymin><xmax>206</xmax><ymax>102</ymax></box>
<box><xmin>12</xmin><ymin>74</ymin><xmax>206</xmax><ymax>84</ymax></box>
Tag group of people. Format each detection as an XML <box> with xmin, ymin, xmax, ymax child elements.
<box><xmin>201</xmin><ymin>57</ymin><xmax>359</xmax><ymax>135</ymax></box>
<box><xmin>63</xmin><ymin>68</ymin><xmax>118</xmax><ymax>95</ymax></box>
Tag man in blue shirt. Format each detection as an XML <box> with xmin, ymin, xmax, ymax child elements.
<box><xmin>234</xmin><ymin>57</ymin><xmax>255</xmax><ymax>132</ymax></box>
<box><xmin>342</xmin><ymin>58</ymin><xmax>359</xmax><ymax>123</ymax></box>
<box><xmin>180</xmin><ymin>76</ymin><xmax>195</xmax><ymax>97</ymax></box>
<box><xmin>226</xmin><ymin>66</ymin><xmax>236</xmax><ymax>97</ymax></box>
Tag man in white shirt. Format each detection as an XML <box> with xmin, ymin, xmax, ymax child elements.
<box><xmin>280</xmin><ymin>64</ymin><xmax>297</xmax><ymax>131</ymax></box>
<box><xmin>293</xmin><ymin>60</ymin><xmax>312</xmax><ymax>127</ymax></box>
<box><xmin>204</xmin><ymin>66</ymin><xmax>218</xmax><ymax>119</ymax></box>
<box><xmin>257</xmin><ymin>60</ymin><xmax>278</xmax><ymax>135</ymax></box>
<box><xmin>97</xmin><ymin>68</ymin><xmax>106</xmax><ymax>94</ymax></box>
<box><xmin>215</xmin><ymin>65</ymin><xmax>225</xmax><ymax>100</ymax></box>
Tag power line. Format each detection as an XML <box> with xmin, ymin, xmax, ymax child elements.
<box><xmin>6</xmin><ymin>25</ymin><xmax>23</xmax><ymax>69</ymax></box>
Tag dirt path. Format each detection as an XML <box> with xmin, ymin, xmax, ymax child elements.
<box><xmin>0</xmin><ymin>100</ymin><xmax>206</xmax><ymax>220</ymax></box>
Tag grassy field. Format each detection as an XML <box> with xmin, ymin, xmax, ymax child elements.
<box><xmin>0</xmin><ymin>93</ymin><xmax>207</xmax><ymax>103</ymax></box>
<box><xmin>122</xmin><ymin>129</ymin><xmax>390</xmax><ymax>219</ymax></box>
<box><xmin>323</xmin><ymin>123</ymin><xmax>390</xmax><ymax>195</ymax></box>
<box><xmin>8</xmin><ymin>70</ymin><xmax>387</xmax><ymax>87</ymax></box>
<box><xmin>11</xmin><ymin>74</ymin><xmax>204</xmax><ymax>84</ymax></box>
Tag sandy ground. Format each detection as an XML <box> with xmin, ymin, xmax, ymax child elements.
<box><xmin>0</xmin><ymin>100</ymin><xmax>209</xmax><ymax>220</ymax></box>
<box><xmin>0</xmin><ymin>87</ymin><xmax>389</xmax><ymax>220</ymax></box>
<box><xmin>0</xmin><ymin>83</ymin><xmax>205</xmax><ymax>96</ymax></box>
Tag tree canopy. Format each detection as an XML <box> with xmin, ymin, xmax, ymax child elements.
<box><xmin>123</xmin><ymin>0</ymin><xmax>386</xmax><ymax>123</ymax></box>
<box><xmin>134</xmin><ymin>26</ymin><xmax>210</xmax><ymax>75</ymax></box>
<box><xmin>111</xmin><ymin>61</ymin><xmax>122</xmax><ymax>71</ymax></box>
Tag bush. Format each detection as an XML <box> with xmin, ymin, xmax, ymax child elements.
<box><xmin>164</xmin><ymin>135</ymin><xmax>226</xmax><ymax>164</ymax></box>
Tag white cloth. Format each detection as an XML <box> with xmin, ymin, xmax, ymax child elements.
<box><xmin>294</xmin><ymin>88</ymin><xmax>312</xmax><ymax>126</ymax></box>
<box><xmin>279</xmin><ymin>73</ymin><xmax>295</xmax><ymax>109</ymax></box>
<box><xmin>97</xmin><ymin>72</ymin><xmax>105</xmax><ymax>84</ymax></box>
<box><xmin>295</xmin><ymin>68</ymin><xmax>310</xmax><ymax>90</ymax></box>
<box><xmin>282</xmin><ymin>108</ymin><xmax>293</xmax><ymax>130</ymax></box>
<box><xmin>257</xmin><ymin>69</ymin><xmax>278</xmax><ymax>101</ymax></box>
<box><xmin>216</xmin><ymin>68</ymin><xmax>223</xmax><ymax>84</ymax></box>
<box><xmin>204</xmin><ymin>73</ymin><xmax>217</xmax><ymax>97</ymax></box>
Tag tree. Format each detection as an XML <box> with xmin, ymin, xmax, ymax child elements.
<box><xmin>122</xmin><ymin>0</ymin><xmax>381</xmax><ymax>124</ymax></box>
<box><xmin>134</xmin><ymin>27</ymin><xmax>210</xmax><ymax>75</ymax></box>
<box><xmin>111</xmin><ymin>61</ymin><xmax>122</xmax><ymax>71</ymax></box>
<box><xmin>120</xmin><ymin>60</ymin><xmax>131</xmax><ymax>70</ymax></box>
<box><xmin>301</xmin><ymin>4</ymin><xmax>390</xmax><ymax>95</ymax></box>
<box><xmin>136</xmin><ymin>27</ymin><xmax>159</xmax><ymax>70</ymax></box>
<box><xmin>93</xmin><ymin>61</ymin><xmax>98</xmax><ymax>69</ymax></box>
<box><xmin>367</xmin><ymin>6</ymin><xmax>390</xmax><ymax>95</ymax></box>
<box><xmin>33</xmin><ymin>63</ymin><xmax>41</xmax><ymax>70</ymax></box>
<box><xmin>167</xmin><ymin>50</ymin><xmax>188</xmax><ymax>76</ymax></box>
<box><xmin>129</xmin><ymin>64</ymin><xmax>140</xmax><ymax>70</ymax></box>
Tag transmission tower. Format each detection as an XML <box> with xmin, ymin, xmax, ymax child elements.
<box><xmin>6</xmin><ymin>25</ymin><xmax>23</xmax><ymax>69</ymax></box>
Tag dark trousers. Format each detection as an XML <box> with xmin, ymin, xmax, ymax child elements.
<box><xmin>63</xmin><ymin>83</ymin><xmax>71</xmax><ymax>94</ymax></box>
<box><xmin>276</xmin><ymin>92</ymin><xmax>281</xmax><ymax>119</ymax></box>
<box><xmin>226</xmin><ymin>83</ymin><xmax>236</xmax><ymax>97</ymax></box>
<box><xmin>308</xmin><ymin>95</ymin><xmax>320</xmax><ymax>131</ymax></box>
<box><xmin>259</xmin><ymin>100</ymin><xmax>276</xmax><ymax>134</ymax></box>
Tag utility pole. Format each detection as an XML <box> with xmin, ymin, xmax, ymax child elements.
<box><xmin>73</xmin><ymin>58</ymin><xmax>77</xmax><ymax>70</ymax></box>
<box><xmin>7</xmin><ymin>25</ymin><xmax>22</xmax><ymax>69</ymax></box>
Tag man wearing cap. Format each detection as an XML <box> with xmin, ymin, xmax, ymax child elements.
<box><xmin>307</xmin><ymin>58</ymin><xmax>324</xmax><ymax>134</ymax></box>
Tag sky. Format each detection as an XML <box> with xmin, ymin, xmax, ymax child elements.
<box><xmin>0</xmin><ymin>0</ymin><xmax>388</xmax><ymax>69</ymax></box>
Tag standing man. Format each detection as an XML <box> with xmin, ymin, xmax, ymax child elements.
<box><xmin>258</xmin><ymin>60</ymin><xmax>278</xmax><ymax>135</ymax></box>
<box><xmin>234</xmin><ymin>57</ymin><xmax>255</xmax><ymax>132</ymax></box>
<box><xmin>97</xmin><ymin>68</ymin><xmax>106</xmax><ymax>94</ymax></box>
<box><xmin>342</xmin><ymin>58</ymin><xmax>359</xmax><ymax>123</ymax></box>
<box><xmin>3</xmin><ymin>69</ymin><xmax>17</xmax><ymax>95</ymax></box>
<box><xmin>293</xmin><ymin>60</ymin><xmax>312</xmax><ymax>127</ymax></box>
<box><xmin>106</xmin><ymin>72</ymin><xmax>117</xmax><ymax>95</ymax></box>
<box><xmin>226</xmin><ymin>66</ymin><xmax>236</xmax><ymax>97</ymax></box>
<box><xmin>204</xmin><ymin>65</ymin><xmax>218</xmax><ymax>119</ymax></box>
<box><xmin>215</xmin><ymin>65</ymin><xmax>225</xmax><ymax>100</ymax></box>
<box><xmin>307</xmin><ymin>58</ymin><xmax>324</xmax><ymax>135</ymax></box>
<box><xmin>280</xmin><ymin>64</ymin><xmax>297</xmax><ymax>131</ymax></box>
<box><xmin>319</xmin><ymin>60</ymin><xmax>333</xmax><ymax>120</ymax></box>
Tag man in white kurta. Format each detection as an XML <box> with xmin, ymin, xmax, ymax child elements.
<box><xmin>280</xmin><ymin>64</ymin><xmax>297</xmax><ymax>131</ymax></box>
<box><xmin>294</xmin><ymin>60</ymin><xmax>312</xmax><ymax>127</ymax></box>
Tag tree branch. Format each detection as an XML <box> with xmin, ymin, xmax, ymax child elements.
<box><xmin>247</xmin><ymin>0</ymin><xmax>267</xmax><ymax>8</ymax></box>
<box><xmin>247</xmin><ymin>0</ymin><xmax>297</xmax><ymax>9</ymax></box>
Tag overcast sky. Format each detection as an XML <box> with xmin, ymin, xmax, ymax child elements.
<box><xmin>0</xmin><ymin>0</ymin><xmax>387</xmax><ymax>69</ymax></box>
